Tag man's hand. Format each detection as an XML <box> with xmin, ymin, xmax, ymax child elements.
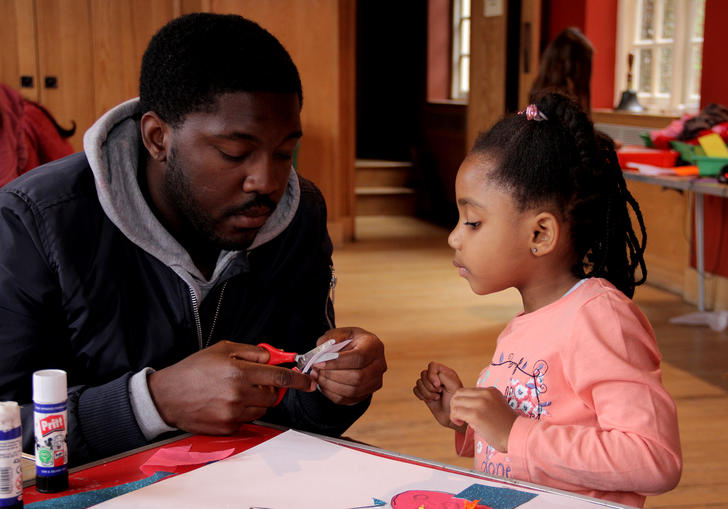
<box><xmin>413</xmin><ymin>362</ymin><xmax>466</xmax><ymax>432</ymax></box>
<box><xmin>449</xmin><ymin>387</ymin><xmax>519</xmax><ymax>453</ymax></box>
<box><xmin>309</xmin><ymin>327</ymin><xmax>387</xmax><ymax>405</ymax></box>
<box><xmin>148</xmin><ymin>341</ymin><xmax>316</xmax><ymax>435</ymax></box>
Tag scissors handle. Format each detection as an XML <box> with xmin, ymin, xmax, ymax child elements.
<box><xmin>272</xmin><ymin>367</ymin><xmax>301</xmax><ymax>405</ymax></box>
<box><xmin>257</xmin><ymin>343</ymin><xmax>298</xmax><ymax>365</ymax></box>
<box><xmin>257</xmin><ymin>343</ymin><xmax>299</xmax><ymax>405</ymax></box>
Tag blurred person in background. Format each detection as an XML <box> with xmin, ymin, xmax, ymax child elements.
<box><xmin>529</xmin><ymin>27</ymin><xmax>594</xmax><ymax>115</ymax></box>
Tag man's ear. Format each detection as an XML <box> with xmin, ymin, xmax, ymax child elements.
<box><xmin>529</xmin><ymin>212</ymin><xmax>560</xmax><ymax>256</ymax></box>
<box><xmin>140</xmin><ymin>111</ymin><xmax>170</xmax><ymax>163</ymax></box>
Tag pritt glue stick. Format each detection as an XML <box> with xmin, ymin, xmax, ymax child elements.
<box><xmin>33</xmin><ymin>370</ymin><xmax>68</xmax><ymax>493</ymax></box>
<box><xmin>0</xmin><ymin>401</ymin><xmax>23</xmax><ymax>508</ymax></box>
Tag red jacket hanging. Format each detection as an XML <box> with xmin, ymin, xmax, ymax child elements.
<box><xmin>0</xmin><ymin>84</ymin><xmax>74</xmax><ymax>187</ymax></box>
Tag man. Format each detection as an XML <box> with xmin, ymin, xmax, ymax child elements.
<box><xmin>0</xmin><ymin>13</ymin><xmax>386</xmax><ymax>466</ymax></box>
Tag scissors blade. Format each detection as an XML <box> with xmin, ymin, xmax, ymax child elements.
<box><xmin>296</xmin><ymin>339</ymin><xmax>352</xmax><ymax>373</ymax></box>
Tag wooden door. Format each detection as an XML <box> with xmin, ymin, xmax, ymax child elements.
<box><xmin>467</xmin><ymin>0</ymin><xmax>508</xmax><ymax>147</ymax></box>
<box><xmin>89</xmin><ymin>0</ymin><xmax>179</xmax><ymax>118</ymax></box>
<box><xmin>34</xmin><ymin>0</ymin><xmax>95</xmax><ymax>150</ymax></box>
<box><xmin>518</xmin><ymin>0</ymin><xmax>541</xmax><ymax>108</ymax></box>
<box><xmin>0</xmin><ymin>0</ymin><xmax>41</xmax><ymax>101</ymax></box>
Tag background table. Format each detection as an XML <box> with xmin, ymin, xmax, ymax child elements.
<box><xmin>623</xmin><ymin>171</ymin><xmax>728</xmax><ymax>311</ymax></box>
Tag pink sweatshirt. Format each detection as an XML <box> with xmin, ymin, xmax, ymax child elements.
<box><xmin>455</xmin><ymin>278</ymin><xmax>682</xmax><ymax>507</ymax></box>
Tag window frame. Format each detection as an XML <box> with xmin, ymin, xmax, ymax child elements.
<box><xmin>615</xmin><ymin>0</ymin><xmax>704</xmax><ymax>114</ymax></box>
<box><xmin>451</xmin><ymin>0</ymin><xmax>471</xmax><ymax>100</ymax></box>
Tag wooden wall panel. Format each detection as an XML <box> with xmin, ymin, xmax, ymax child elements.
<box><xmin>180</xmin><ymin>0</ymin><xmax>209</xmax><ymax>12</ymax></box>
<box><xmin>518</xmin><ymin>0</ymin><xmax>540</xmax><ymax>109</ymax></box>
<box><xmin>333</xmin><ymin>1</ymin><xmax>356</xmax><ymax>241</ymax></box>
<box><xmin>426</xmin><ymin>0</ymin><xmax>451</xmax><ymax>102</ymax></box>
<box><xmin>0</xmin><ymin>1</ymin><xmax>22</xmax><ymax>93</ymax></box>
<box><xmin>34</xmin><ymin>0</ymin><xmax>95</xmax><ymax>150</ymax></box>
<box><xmin>626</xmin><ymin>181</ymin><xmax>691</xmax><ymax>295</ymax></box>
<box><xmin>89</xmin><ymin>0</ymin><xmax>178</xmax><ymax>118</ymax></box>
<box><xmin>205</xmin><ymin>0</ymin><xmax>356</xmax><ymax>243</ymax></box>
<box><xmin>0</xmin><ymin>0</ymin><xmax>40</xmax><ymax>101</ymax></box>
<box><xmin>467</xmin><ymin>0</ymin><xmax>508</xmax><ymax>148</ymax></box>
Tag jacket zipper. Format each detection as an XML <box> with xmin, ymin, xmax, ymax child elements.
<box><xmin>189</xmin><ymin>287</ymin><xmax>203</xmax><ymax>350</ymax></box>
<box><xmin>189</xmin><ymin>280</ymin><xmax>229</xmax><ymax>350</ymax></box>
<box><xmin>326</xmin><ymin>265</ymin><xmax>337</xmax><ymax>329</ymax></box>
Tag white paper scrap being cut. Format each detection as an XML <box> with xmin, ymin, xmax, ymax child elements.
<box><xmin>301</xmin><ymin>338</ymin><xmax>351</xmax><ymax>374</ymax></box>
<box><xmin>96</xmin><ymin>430</ymin><xmax>613</xmax><ymax>508</ymax></box>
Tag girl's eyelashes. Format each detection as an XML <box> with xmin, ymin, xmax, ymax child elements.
<box><xmin>464</xmin><ymin>221</ymin><xmax>481</xmax><ymax>229</ymax></box>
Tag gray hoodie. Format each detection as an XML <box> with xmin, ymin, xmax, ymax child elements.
<box><xmin>82</xmin><ymin>98</ymin><xmax>302</xmax><ymax>440</ymax></box>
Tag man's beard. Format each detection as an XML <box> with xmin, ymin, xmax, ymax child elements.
<box><xmin>163</xmin><ymin>147</ymin><xmax>260</xmax><ymax>251</ymax></box>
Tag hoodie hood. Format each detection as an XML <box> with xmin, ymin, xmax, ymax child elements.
<box><xmin>83</xmin><ymin>97</ymin><xmax>301</xmax><ymax>302</ymax></box>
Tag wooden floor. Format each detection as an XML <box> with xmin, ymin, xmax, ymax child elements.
<box><xmin>333</xmin><ymin>216</ymin><xmax>728</xmax><ymax>509</ymax></box>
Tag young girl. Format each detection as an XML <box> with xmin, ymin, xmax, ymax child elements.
<box><xmin>413</xmin><ymin>93</ymin><xmax>681</xmax><ymax>508</ymax></box>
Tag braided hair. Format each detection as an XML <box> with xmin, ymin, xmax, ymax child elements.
<box><xmin>471</xmin><ymin>92</ymin><xmax>646</xmax><ymax>298</ymax></box>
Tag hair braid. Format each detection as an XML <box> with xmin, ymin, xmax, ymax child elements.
<box><xmin>538</xmin><ymin>93</ymin><xmax>647</xmax><ymax>297</ymax></box>
<box><xmin>603</xmin><ymin>143</ymin><xmax>648</xmax><ymax>296</ymax></box>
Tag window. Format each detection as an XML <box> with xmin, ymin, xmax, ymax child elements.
<box><xmin>616</xmin><ymin>0</ymin><xmax>705</xmax><ymax>113</ymax></box>
<box><xmin>451</xmin><ymin>0</ymin><xmax>471</xmax><ymax>99</ymax></box>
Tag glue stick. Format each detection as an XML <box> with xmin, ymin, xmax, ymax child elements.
<box><xmin>0</xmin><ymin>401</ymin><xmax>23</xmax><ymax>508</ymax></box>
<box><xmin>33</xmin><ymin>370</ymin><xmax>68</xmax><ymax>493</ymax></box>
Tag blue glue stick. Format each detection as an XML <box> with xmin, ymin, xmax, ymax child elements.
<box><xmin>33</xmin><ymin>370</ymin><xmax>68</xmax><ymax>493</ymax></box>
<box><xmin>0</xmin><ymin>401</ymin><xmax>23</xmax><ymax>508</ymax></box>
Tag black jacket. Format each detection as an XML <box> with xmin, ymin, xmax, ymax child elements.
<box><xmin>0</xmin><ymin>153</ymin><xmax>368</xmax><ymax>466</ymax></box>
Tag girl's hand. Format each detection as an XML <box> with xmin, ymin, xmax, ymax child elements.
<box><xmin>413</xmin><ymin>362</ymin><xmax>466</xmax><ymax>432</ymax></box>
<box><xmin>449</xmin><ymin>387</ymin><xmax>519</xmax><ymax>453</ymax></box>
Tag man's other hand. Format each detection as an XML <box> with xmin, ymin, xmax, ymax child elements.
<box><xmin>309</xmin><ymin>327</ymin><xmax>387</xmax><ymax>405</ymax></box>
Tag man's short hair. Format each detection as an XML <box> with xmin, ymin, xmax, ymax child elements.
<box><xmin>139</xmin><ymin>12</ymin><xmax>303</xmax><ymax>126</ymax></box>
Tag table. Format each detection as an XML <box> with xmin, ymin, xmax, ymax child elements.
<box><xmin>622</xmin><ymin>171</ymin><xmax>728</xmax><ymax>311</ymax></box>
<box><xmin>23</xmin><ymin>422</ymin><xmax>632</xmax><ymax>508</ymax></box>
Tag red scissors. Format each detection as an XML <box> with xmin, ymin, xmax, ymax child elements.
<box><xmin>257</xmin><ymin>339</ymin><xmax>352</xmax><ymax>405</ymax></box>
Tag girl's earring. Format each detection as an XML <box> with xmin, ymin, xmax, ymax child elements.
<box><xmin>532</xmin><ymin>247</ymin><xmax>537</xmax><ymax>254</ymax></box>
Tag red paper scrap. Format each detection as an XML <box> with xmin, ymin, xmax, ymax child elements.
<box><xmin>140</xmin><ymin>445</ymin><xmax>236</xmax><ymax>475</ymax></box>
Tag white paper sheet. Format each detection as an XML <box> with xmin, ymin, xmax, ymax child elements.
<box><xmin>96</xmin><ymin>430</ymin><xmax>620</xmax><ymax>509</ymax></box>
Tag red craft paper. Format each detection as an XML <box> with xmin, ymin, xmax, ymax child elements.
<box><xmin>140</xmin><ymin>444</ymin><xmax>236</xmax><ymax>475</ymax></box>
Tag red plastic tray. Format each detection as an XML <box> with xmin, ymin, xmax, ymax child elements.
<box><xmin>617</xmin><ymin>146</ymin><xmax>679</xmax><ymax>168</ymax></box>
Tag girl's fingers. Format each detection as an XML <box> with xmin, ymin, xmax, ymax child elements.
<box><xmin>414</xmin><ymin>379</ymin><xmax>441</xmax><ymax>400</ymax></box>
<box><xmin>452</xmin><ymin>387</ymin><xmax>502</xmax><ymax>403</ymax></box>
<box><xmin>413</xmin><ymin>382</ymin><xmax>428</xmax><ymax>401</ymax></box>
<box><xmin>438</xmin><ymin>369</ymin><xmax>464</xmax><ymax>392</ymax></box>
<box><xmin>450</xmin><ymin>413</ymin><xmax>466</xmax><ymax>427</ymax></box>
<box><xmin>450</xmin><ymin>388</ymin><xmax>497</xmax><ymax>419</ymax></box>
<box><xmin>426</xmin><ymin>361</ymin><xmax>448</xmax><ymax>386</ymax></box>
<box><xmin>450</xmin><ymin>399</ymin><xmax>487</xmax><ymax>430</ymax></box>
<box><xmin>419</xmin><ymin>370</ymin><xmax>442</xmax><ymax>393</ymax></box>
<box><xmin>425</xmin><ymin>371</ymin><xmax>442</xmax><ymax>389</ymax></box>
